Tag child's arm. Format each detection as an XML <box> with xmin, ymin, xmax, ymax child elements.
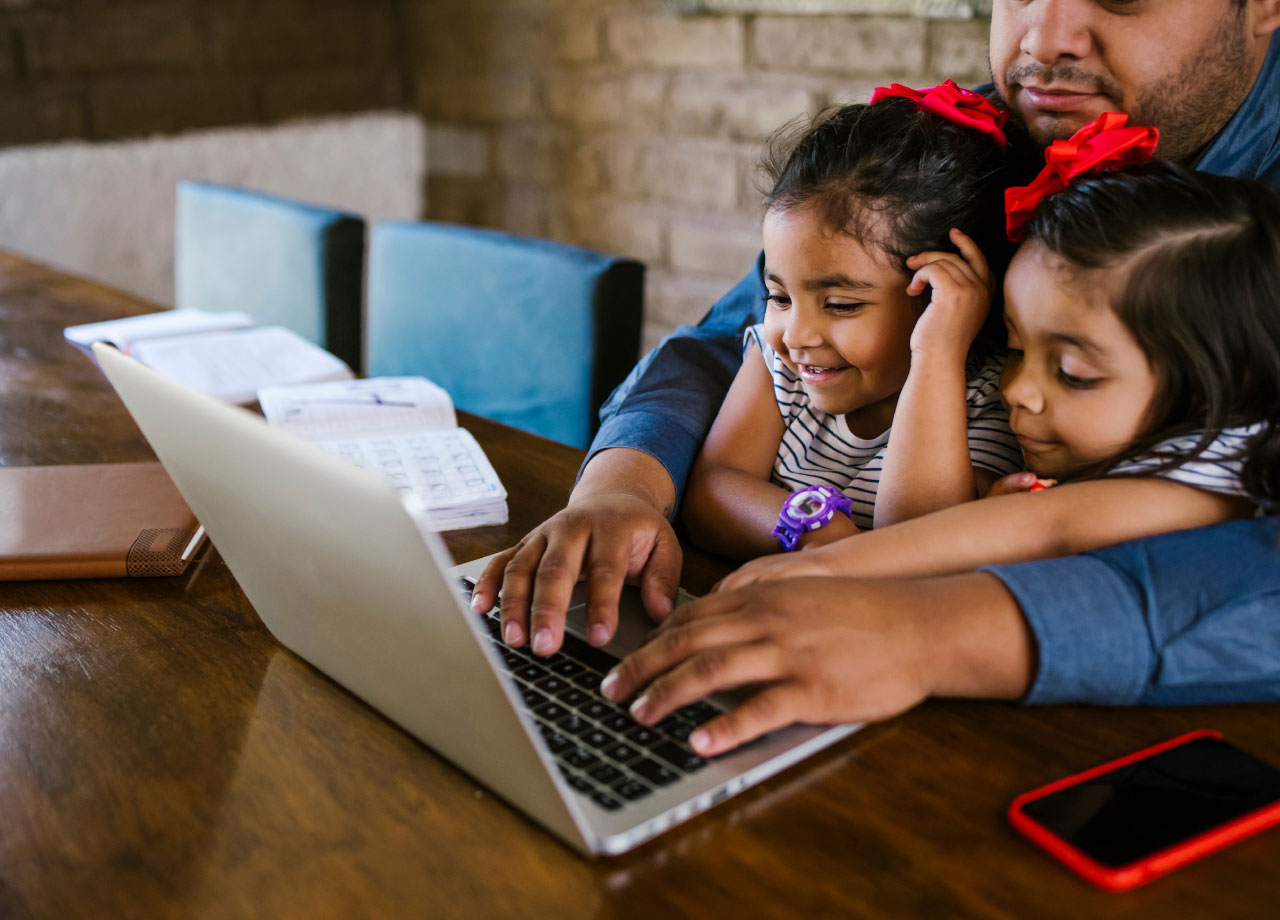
<box><xmin>683</xmin><ymin>342</ymin><xmax>857</xmax><ymax>560</ymax></box>
<box><xmin>875</xmin><ymin>229</ymin><xmax>999</xmax><ymax>527</ymax></box>
<box><xmin>719</xmin><ymin>476</ymin><xmax>1253</xmax><ymax>589</ymax></box>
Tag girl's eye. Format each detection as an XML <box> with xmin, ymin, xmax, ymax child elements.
<box><xmin>827</xmin><ymin>301</ymin><xmax>865</xmax><ymax>315</ymax></box>
<box><xmin>764</xmin><ymin>293</ymin><xmax>790</xmax><ymax>309</ymax></box>
<box><xmin>1057</xmin><ymin>368</ymin><xmax>1100</xmax><ymax>390</ymax></box>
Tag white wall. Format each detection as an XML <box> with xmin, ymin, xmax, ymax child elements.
<box><xmin>0</xmin><ymin>112</ymin><xmax>428</xmax><ymax>306</ymax></box>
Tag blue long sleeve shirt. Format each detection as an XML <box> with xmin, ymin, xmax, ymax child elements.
<box><xmin>587</xmin><ymin>33</ymin><xmax>1280</xmax><ymax>706</ymax></box>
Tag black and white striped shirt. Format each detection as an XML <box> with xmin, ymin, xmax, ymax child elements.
<box><xmin>1113</xmin><ymin>426</ymin><xmax>1257</xmax><ymax>499</ymax></box>
<box><xmin>746</xmin><ymin>325</ymin><xmax>1023</xmax><ymax>530</ymax></box>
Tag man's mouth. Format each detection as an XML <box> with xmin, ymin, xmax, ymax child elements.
<box><xmin>1016</xmin><ymin>84</ymin><xmax>1106</xmax><ymax>113</ymax></box>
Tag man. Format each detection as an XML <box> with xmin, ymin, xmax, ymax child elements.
<box><xmin>472</xmin><ymin>0</ymin><xmax>1280</xmax><ymax>755</ymax></box>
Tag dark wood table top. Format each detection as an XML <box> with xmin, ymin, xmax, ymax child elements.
<box><xmin>2</xmin><ymin>250</ymin><xmax>1278</xmax><ymax>918</ymax></box>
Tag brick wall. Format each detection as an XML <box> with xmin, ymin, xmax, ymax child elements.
<box><xmin>0</xmin><ymin>0</ymin><xmax>409</xmax><ymax>146</ymax></box>
<box><xmin>0</xmin><ymin>0</ymin><xmax>992</xmax><ymax>349</ymax></box>
<box><xmin>412</xmin><ymin>0</ymin><xmax>993</xmax><ymax>348</ymax></box>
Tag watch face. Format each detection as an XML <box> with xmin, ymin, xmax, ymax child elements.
<box><xmin>787</xmin><ymin>488</ymin><xmax>833</xmax><ymax>526</ymax></box>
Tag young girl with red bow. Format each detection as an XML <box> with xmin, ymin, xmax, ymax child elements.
<box><xmin>682</xmin><ymin>82</ymin><xmax>1029</xmax><ymax>560</ymax></box>
<box><xmin>717</xmin><ymin>113</ymin><xmax>1280</xmax><ymax>589</ymax></box>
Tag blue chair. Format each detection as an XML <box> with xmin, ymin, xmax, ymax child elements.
<box><xmin>366</xmin><ymin>222</ymin><xmax>644</xmax><ymax>449</ymax></box>
<box><xmin>174</xmin><ymin>180</ymin><xmax>365</xmax><ymax>372</ymax></box>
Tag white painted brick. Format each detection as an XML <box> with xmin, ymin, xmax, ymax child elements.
<box><xmin>606</xmin><ymin>13</ymin><xmax>744</xmax><ymax>70</ymax></box>
<box><xmin>546</xmin><ymin>197</ymin><xmax>666</xmax><ymax>263</ymax></box>
<box><xmin>668</xmin><ymin>216</ymin><xmax>762</xmax><ymax>277</ymax></box>
<box><xmin>601</xmin><ymin>140</ymin><xmax>742</xmax><ymax>210</ymax></box>
<box><xmin>927</xmin><ymin>19</ymin><xmax>992</xmax><ymax>82</ymax></box>
<box><xmin>425</xmin><ymin>122</ymin><xmax>491</xmax><ymax>179</ymax></box>
<box><xmin>751</xmin><ymin>16</ymin><xmax>927</xmax><ymax>75</ymax></box>
<box><xmin>646</xmin><ymin>269</ymin><xmax>750</xmax><ymax>327</ymax></box>
<box><xmin>544</xmin><ymin>73</ymin><xmax>669</xmax><ymax>132</ymax></box>
<box><xmin>667</xmin><ymin>74</ymin><xmax>818</xmax><ymax>140</ymax></box>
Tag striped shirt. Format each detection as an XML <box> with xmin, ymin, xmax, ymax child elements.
<box><xmin>1113</xmin><ymin>426</ymin><xmax>1257</xmax><ymax>499</ymax></box>
<box><xmin>746</xmin><ymin>325</ymin><xmax>1023</xmax><ymax>530</ymax></box>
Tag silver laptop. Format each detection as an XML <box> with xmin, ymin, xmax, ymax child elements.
<box><xmin>94</xmin><ymin>342</ymin><xmax>860</xmax><ymax>856</ymax></box>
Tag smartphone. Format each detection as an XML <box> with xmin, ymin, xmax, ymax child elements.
<box><xmin>1008</xmin><ymin>730</ymin><xmax>1280</xmax><ymax>891</ymax></box>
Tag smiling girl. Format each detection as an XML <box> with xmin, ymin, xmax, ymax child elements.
<box><xmin>681</xmin><ymin>83</ymin><xmax>1028</xmax><ymax>560</ymax></box>
<box><xmin>716</xmin><ymin>114</ymin><xmax>1280</xmax><ymax>590</ymax></box>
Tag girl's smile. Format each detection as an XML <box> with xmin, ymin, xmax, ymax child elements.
<box><xmin>761</xmin><ymin>206</ymin><xmax>920</xmax><ymax>439</ymax></box>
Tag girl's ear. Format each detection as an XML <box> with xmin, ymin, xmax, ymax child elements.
<box><xmin>1251</xmin><ymin>0</ymin><xmax>1280</xmax><ymax>36</ymax></box>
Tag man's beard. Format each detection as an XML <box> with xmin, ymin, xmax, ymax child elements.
<box><xmin>997</xmin><ymin>7</ymin><xmax>1255</xmax><ymax>162</ymax></box>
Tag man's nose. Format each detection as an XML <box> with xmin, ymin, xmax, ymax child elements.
<box><xmin>1020</xmin><ymin>0</ymin><xmax>1094</xmax><ymax>65</ymax></box>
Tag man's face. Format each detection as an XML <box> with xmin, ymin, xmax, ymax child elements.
<box><xmin>989</xmin><ymin>0</ymin><xmax>1270</xmax><ymax>161</ymax></box>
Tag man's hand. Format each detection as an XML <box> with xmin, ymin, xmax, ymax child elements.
<box><xmin>600</xmin><ymin>573</ymin><xmax>1034</xmax><ymax>757</ymax></box>
<box><xmin>470</xmin><ymin>449</ymin><xmax>681</xmax><ymax>656</ymax></box>
<box><xmin>984</xmin><ymin>472</ymin><xmax>1057</xmax><ymax>498</ymax></box>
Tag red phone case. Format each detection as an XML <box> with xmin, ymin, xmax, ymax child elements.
<box><xmin>1008</xmin><ymin>730</ymin><xmax>1280</xmax><ymax>891</ymax></box>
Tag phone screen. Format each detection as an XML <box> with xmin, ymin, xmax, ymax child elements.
<box><xmin>1019</xmin><ymin>737</ymin><xmax>1280</xmax><ymax>867</ymax></box>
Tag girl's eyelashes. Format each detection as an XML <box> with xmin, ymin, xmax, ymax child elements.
<box><xmin>1057</xmin><ymin>368</ymin><xmax>1101</xmax><ymax>390</ymax></box>
<box><xmin>827</xmin><ymin>301</ymin><xmax>866</xmax><ymax>315</ymax></box>
<box><xmin>763</xmin><ymin>293</ymin><xmax>791</xmax><ymax>309</ymax></box>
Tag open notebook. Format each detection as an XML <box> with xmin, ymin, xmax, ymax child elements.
<box><xmin>257</xmin><ymin>377</ymin><xmax>507</xmax><ymax>530</ymax></box>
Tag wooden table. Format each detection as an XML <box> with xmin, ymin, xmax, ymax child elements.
<box><xmin>2</xmin><ymin>250</ymin><xmax>1278</xmax><ymax>919</ymax></box>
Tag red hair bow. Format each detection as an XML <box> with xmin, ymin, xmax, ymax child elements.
<box><xmin>1005</xmin><ymin>112</ymin><xmax>1159</xmax><ymax>241</ymax></box>
<box><xmin>870</xmin><ymin>79</ymin><xmax>1009</xmax><ymax>150</ymax></box>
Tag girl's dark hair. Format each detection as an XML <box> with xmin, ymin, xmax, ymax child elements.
<box><xmin>1021</xmin><ymin>162</ymin><xmax>1280</xmax><ymax>505</ymax></box>
<box><xmin>760</xmin><ymin>97</ymin><xmax>1033</xmax><ymax>350</ymax></box>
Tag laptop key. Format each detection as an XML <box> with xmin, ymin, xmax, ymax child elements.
<box><xmin>535</xmin><ymin>675</ymin><xmax>571</xmax><ymax>696</ymax></box>
<box><xmin>519</xmin><ymin>687</ymin><xmax>551</xmax><ymax>709</ymax></box>
<box><xmin>556</xmin><ymin>687</ymin><xmax>592</xmax><ymax>708</ymax></box>
<box><xmin>562</xmin><ymin>747</ymin><xmax>600</xmax><ymax>770</ymax></box>
<box><xmin>550</xmin><ymin>659</ymin><xmax>585</xmax><ymax>678</ymax></box>
<box><xmin>612</xmin><ymin>780</ymin><xmax>652</xmax><ymax>802</ymax></box>
<box><xmin>556</xmin><ymin>714</ymin><xmax>593</xmax><ymax>736</ymax></box>
<box><xmin>587</xmin><ymin>763</ymin><xmax>625</xmax><ymax>785</ymax></box>
<box><xmin>651</xmin><ymin>741</ymin><xmax>708</xmax><ymax>774</ymax></box>
<box><xmin>514</xmin><ymin>663</ymin><xmax>549</xmax><ymax>682</ymax></box>
<box><xmin>591</xmin><ymin>791</ymin><xmax>623</xmax><ymax>812</ymax></box>
<box><xmin>626</xmin><ymin>726</ymin><xmax>662</xmax><ymax>748</ymax></box>
<box><xmin>601</xmin><ymin>713</ymin><xmax>636</xmax><ymax>734</ymax></box>
<box><xmin>564</xmin><ymin>774</ymin><xmax>594</xmax><ymax>794</ymax></box>
<box><xmin>659</xmin><ymin>717</ymin><xmax>696</xmax><ymax>742</ymax></box>
<box><xmin>533</xmin><ymin>701</ymin><xmax>569</xmax><ymax>723</ymax></box>
<box><xmin>580</xmin><ymin>700</ymin><xmax>614</xmax><ymax>722</ymax></box>
<box><xmin>603</xmin><ymin>741</ymin><xmax>642</xmax><ymax>764</ymax></box>
<box><xmin>571</xmin><ymin>670</ymin><xmax>604</xmax><ymax>689</ymax></box>
<box><xmin>581</xmin><ymin>729</ymin><xmax>614</xmax><ymax>750</ymax></box>
<box><xmin>631</xmin><ymin>758</ymin><xmax>681</xmax><ymax>787</ymax></box>
<box><xmin>539</xmin><ymin>728</ymin><xmax>575</xmax><ymax>755</ymax></box>
<box><xmin>560</xmin><ymin>633</ymin><xmax>619</xmax><ymax>673</ymax></box>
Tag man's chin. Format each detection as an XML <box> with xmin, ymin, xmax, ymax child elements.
<box><xmin>1019</xmin><ymin>105</ymin><xmax>1118</xmax><ymax>146</ymax></box>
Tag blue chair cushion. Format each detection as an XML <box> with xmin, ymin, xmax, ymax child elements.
<box><xmin>366</xmin><ymin>222</ymin><xmax>643</xmax><ymax>448</ymax></box>
<box><xmin>175</xmin><ymin>180</ymin><xmax>365</xmax><ymax>372</ymax></box>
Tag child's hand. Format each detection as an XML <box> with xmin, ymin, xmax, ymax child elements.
<box><xmin>905</xmin><ymin>228</ymin><xmax>994</xmax><ymax>361</ymax></box>
<box><xmin>712</xmin><ymin>543</ymin><xmax>844</xmax><ymax>593</ymax></box>
<box><xmin>984</xmin><ymin>472</ymin><xmax>1057</xmax><ymax>497</ymax></box>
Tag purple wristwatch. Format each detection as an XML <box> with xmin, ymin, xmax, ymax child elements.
<box><xmin>771</xmin><ymin>485</ymin><xmax>854</xmax><ymax>552</ymax></box>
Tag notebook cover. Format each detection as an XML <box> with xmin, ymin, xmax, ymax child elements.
<box><xmin>0</xmin><ymin>462</ymin><xmax>203</xmax><ymax>580</ymax></box>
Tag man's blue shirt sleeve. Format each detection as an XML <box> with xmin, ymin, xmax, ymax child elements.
<box><xmin>585</xmin><ymin>253</ymin><xmax>766</xmax><ymax>511</ymax></box>
<box><xmin>985</xmin><ymin>516</ymin><xmax>1280</xmax><ymax>706</ymax></box>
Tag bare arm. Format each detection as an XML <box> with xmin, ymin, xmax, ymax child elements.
<box><xmin>721</xmin><ymin>476</ymin><xmax>1253</xmax><ymax>589</ymax></box>
<box><xmin>683</xmin><ymin>342</ymin><xmax>856</xmax><ymax>559</ymax></box>
<box><xmin>876</xmin><ymin>230</ymin><xmax>998</xmax><ymax>526</ymax></box>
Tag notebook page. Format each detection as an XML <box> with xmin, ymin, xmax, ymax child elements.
<box><xmin>65</xmin><ymin>309</ymin><xmax>254</xmax><ymax>350</ymax></box>
<box><xmin>129</xmin><ymin>327</ymin><xmax>353</xmax><ymax>404</ymax></box>
<box><xmin>257</xmin><ymin>377</ymin><xmax>457</xmax><ymax>440</ymax></box>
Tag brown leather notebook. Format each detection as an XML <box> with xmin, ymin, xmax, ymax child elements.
<box><xmin>0</xmin><ymin>462</ymin><xmax>205</xmax><ymax>580</ymax></box>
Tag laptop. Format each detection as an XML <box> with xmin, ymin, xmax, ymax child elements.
<box><xmin>94</xmin><ymin>342</ymin><xmax>860</xmax><ymax>856</ymax></box>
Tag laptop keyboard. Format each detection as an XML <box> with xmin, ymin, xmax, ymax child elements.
<box><xmin>459</xmin><ymin>577</ymin><xmax>719</xmax><ymax>812</ymax></box>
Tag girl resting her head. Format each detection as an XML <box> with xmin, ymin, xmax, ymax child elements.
<box><xmin>718</xmin><ymin>113</ymin><xmax>1280</xmax><ymax>590</ymax></box>
<box><xmin>682</xmin><ymin>82</ymin><xmax>1032</xmax><ymax>561</ymax></box>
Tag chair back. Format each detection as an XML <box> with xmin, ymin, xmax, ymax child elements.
<box><xmin>175</xmin><ymin>180</ymin><xmax>365</xmax><ymax>372</ymax></box>
<box><xmin>366</xmin><ymin>222</ymin><xmax>644</xmax><ymax>448</ymax></box>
